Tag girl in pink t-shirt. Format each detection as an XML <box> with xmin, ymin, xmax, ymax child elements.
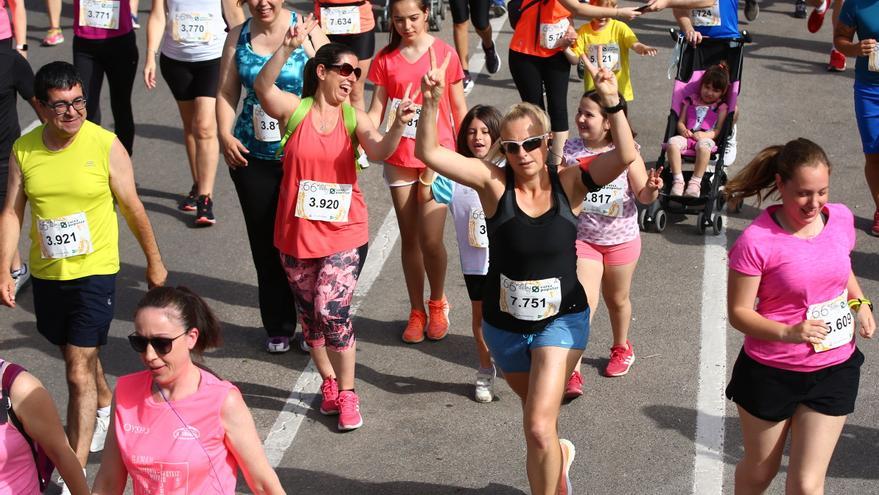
<box><xmin>92</xmin><ymin>287</ymin><xmax>284</xmax><ymax>494</ymax></box>
<box><xmin>366</xmin><ymin>0</ymin><xmax>467</xmax><ymax>344</ymax></box>
<box><xmin>725</xmin><ymin>138</ymin><xmax>876</xmax><ymax>492</ymax></box>
<box><xmin>561</xmin><ymin>91</ymin><xmax>661</xmax><ymax>398</ymax></box>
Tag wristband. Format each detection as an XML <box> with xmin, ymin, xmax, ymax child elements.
<box><xmin>848</xmin><ymin>298</ymin><xmax>873</xmax><ymax>312</ymax></box>
<box><xmin>418</xmin><ymin>172</ymin><xmax>436</xmax><ymax>186</ymax></box>
<box><xmin>15</xmin><ymin>43</ymin><xmax>27</xmax><ymax>51</ymax></box>
<box><xmin>604</xmin><ymin>99</ymin><xmax>625</xmax><ymax>114</ymax></box>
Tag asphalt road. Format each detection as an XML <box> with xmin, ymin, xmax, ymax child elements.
<box><xmin>5</xmin><ymin>0</ymin><xmax>879</xmax><ymax>493</ymax></box>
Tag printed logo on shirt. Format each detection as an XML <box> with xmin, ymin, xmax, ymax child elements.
<box><xmin>85</xmin><ymin>160</ymin><xmax>95</xmax><ymax>167</ymax></box>
<box><xmin>173</xmin><ymin>425</ymin><xmax>201</xmax><ymax>440</ymax></box>
<box><xmin>124</xmin><ymin>423</ymin><xmax>151</xmax><ymax>434</ymax></box>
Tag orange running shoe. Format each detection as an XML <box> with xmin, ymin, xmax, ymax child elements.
<box><xmin>426</xmin><ymin>297</ymin><xmax>450</xmax><ymax>340</ymax></box>
<box><xmin>402</xmin><ymin>309</ymin><xmax>427</xmax><ymax>343</ymax></box>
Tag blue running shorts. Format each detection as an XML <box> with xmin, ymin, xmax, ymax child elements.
<box><xmin>482</xmin><ymin>309</ymin><xmax>590</xmax><ymax>373</ymax></box>
<box><xmin>854</xmin><ymin>81</ymin><xmax>879</xmax><ymax>154</ymax></box>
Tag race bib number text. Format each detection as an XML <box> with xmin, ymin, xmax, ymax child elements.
<box><xmin>807</xmin><ymin>290</ymin><xmax>854</xmax><ymax>353</ymax></box>
<box><xmin>253</xmin><ymin>104</ymin><xmax>281</xmax><ymax>142</ymax></box>
<box><xmin>295</xmin><ymin>180</ymin><xmax>353</xmax><ymax>222</ymax></box>
<box><xmin>80</xmin><ymin>0</ymin><xmax>121</xmax><ymax>29</ymax></box>
<box><xmin>385</xmin><ymin>98</ymin><xmax>422</xmax><ymax>139</ymax></box>
<box><xmin>321</xmin><ymin>6</ymin><xmax>361</xmax><ymax>34</ymax></box>
<box><xmin>499</xmin><ymin>274</ymin><xmax>561</xmax><ymax>321</ymax></box>
<box><xmin>691</xmin><ymin>1</ymin><xmax>721</xmax><ymax>27</ymax></box>
<box><xmin>38</xmin><ymin>212</ymin><xmax>95</xmax><ymax>259</ymax></box>
<box><xmin>539</xmin><ymin>19</ymin><xmax>569</xmax><ymax>50</ymax></box>
<box><xmin>587</xmin><ymin>44</ymin><xmax>621</xmax><ymax>72</ymax></box>
<box><xmin>173</xmin><ymin>12</ymin><xmax>213</xmax><ymax>43</ymax></box>
<box><xmin>467</xmin><ymin>207</ymin><xmax>489</xmax><ymax>248</ymax></box>
<box><xmin>582</xmin><ymin>177</ymin><xmax>625</xmax><ymax>217</ymax></box>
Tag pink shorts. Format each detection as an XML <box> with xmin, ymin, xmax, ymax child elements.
<box><xmin>575</xmin><ymin>236</ymin><xmax>641</xmax><ymax>266</ymax></box>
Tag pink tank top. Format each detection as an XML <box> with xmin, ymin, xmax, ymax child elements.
<box><xmin>0</xmin><ymin>362</ymin><xmax>40</xmax><ymax>495</ymax></box>
<box><xmin>114</xmin><ymin>368</ymin><xmax>239</xmax><ymax>494</ymax></box>
<box><xmin>0</xmin><ymin>0</ymin><xmax>12</xmax><ymax>40</ymax></box>
<box><xmin>73</xmin><ymin>0</ymin><xmax>133</xmax><ymax>39</ymax></box>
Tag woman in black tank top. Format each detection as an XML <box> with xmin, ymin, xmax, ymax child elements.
<box><xmin>415</xmin><ymin>52</ymin><xmax>638</xmax><ymax>495</ymax></box>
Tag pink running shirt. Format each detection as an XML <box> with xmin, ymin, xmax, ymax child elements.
<box><xmin>367</xmin><ymin>38</ymin><xmax>463</xmax><ymax>168</ymax></box>
<box><xmin>0</xmin><ymin>363</ymin><xmax>40</xmax><ymax>495</ymax></box>
<box><xmin>114</xmin><ymin>368</ymin><xmax>239</xmax><ymax>494</ymax></box>
<box><xmin>74</xmin><ymin>0</ymin><xmax>133</xmax><ymax>40</ymax></box>
<box><xmin>563</xmin><ymin>138</ymin><xmax>639</xmax><ymax>246</ymax></box>
<box><xmin>728</xmin><ymin>203</ymin><xmax>857</xmax><ymax>372</ymax></box>
<box><xmin>0</xmin><ymin>0</ymin><xmax>11</xmax><ymax>40</ymax></box>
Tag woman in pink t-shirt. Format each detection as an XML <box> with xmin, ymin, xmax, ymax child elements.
<box><xmin>367</xmin><ymin>0</ymin><xmax>467</xmax><ymax>344</ymax></box>
<box><xmin>92</xmin><ymin>287</ymin><xmax>284</xmax><ymax>494</ymax></box>
<box><xmin>561</xmin><ymin>91</ymin><xmax>661</xmax><ymax>399</ymax></box>
<box><xmin>725</xmin><ymin>138</ymin><xmax>876</xmax><ymax>493</ymax></box>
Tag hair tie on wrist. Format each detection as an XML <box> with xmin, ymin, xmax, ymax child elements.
<box><xmin>418</xmin><ymin>173</ymin><xmax>436</xmax><ymax>186</ymax></box>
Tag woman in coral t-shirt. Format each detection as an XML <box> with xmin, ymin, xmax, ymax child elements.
<box><xmin>367</xmin><ymin>0</ymin><xmax>467</xmax><ymax>345</ymax></box>
<box><xmin>92</xmin><ymin>287</ymin><xmax>284</xmax><ymax>494</ymax></box>
<box><xmin>725</xmin><ymin>139</ymin><xmax>875</xmax><ymax>493</ymax></box>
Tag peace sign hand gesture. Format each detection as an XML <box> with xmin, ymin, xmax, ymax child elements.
<box><xmin>646</xmin><ymin>166</ymin><xmax>664</xmax><ymax>191</ymax></box>
<box><xmin>421</xmin><ymin>46</ymin><xmax>451</xmax><ymax>105</ymax></box>
<box><xmin>580</xmin><ymin>47</ymin><xmax>620</xmax><ymax>108</ymax></box>
<box><xmin>284</xmin><ymin>13</ymin><xmax>318</xmax><ymax>51</ymax></box>
<box><xmin>394</xmin><ymin>83</ymin><xmax>421</xmax><ymax>127</ymax></box>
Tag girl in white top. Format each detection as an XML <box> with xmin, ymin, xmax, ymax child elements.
<box><xmin>425</xmin><ymin>104</ymin><xmax>502</xmax><ymax>403</ymax></box>
<box><xmin>143</xmin><ymin>0</ymin><xmax>245</xmax><ymax>225</ymax></box>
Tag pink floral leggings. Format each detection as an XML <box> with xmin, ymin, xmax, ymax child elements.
<box><xmin>280</xmin><ymin>244</ymin><xmax>368</xmax><ymax>352</ymax></box>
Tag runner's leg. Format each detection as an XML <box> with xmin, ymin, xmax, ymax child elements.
<box><xmin>734</xmin><ymin>405</ymin><xmax>789</xmax><ymax>494</ymax></box>
<box><xmin>785</xmin><ymin>405</ymin><xmax>846</xmax><ymax>493</ymax></box>
<box><xmin>63</xmin><ymin>344</ymin><xmax>101</xmax><ymax>466</ymax></box>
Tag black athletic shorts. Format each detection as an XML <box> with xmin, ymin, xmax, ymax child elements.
<box><xmin>450</xmin><ymin>0</ymin><xmax>490</xmax><ymax>30</ymax></box>
<box><xmin>725</xmin><ymin>347</ymin><xmax>864</xmax><ymax>422</ymax></box>
<box><xmin>463</xmin><ymin>274</ymin><xmax>486</xmax><ymax>302</ymax></box>
<box><xmin>159</xmin><ymin>54</ymin><xmax>221</xmax><ymax>101</ymax></box>
<box><xmin>328</xmin><ymin>28</ymin><xmax>376</xmax><ymax>61</ymax></box>
<box><xmin>32</xmin><ymin>274</ymin><xmax>117</xmax><ymax>347</ymax></box>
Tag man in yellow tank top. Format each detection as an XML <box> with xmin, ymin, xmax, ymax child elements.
<box><xmin>0</xmin><ymin>61</ymin><xmax>167</xmax><ymax>487</ymax></box>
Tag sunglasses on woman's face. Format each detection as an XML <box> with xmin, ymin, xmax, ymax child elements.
<box><xmin>327</xmin><ymin>63</ymin><xmax>362</xmax><ymax>80</ymax></box>
<box><xmin>128</xmin><ymin>331</ymin><xmax>188</xmax><ymax>355</ymax></box>
<box><xmin>499</xmin><ymin>134</ymin><xmax>547</xmax><ymax>155</ymax></box>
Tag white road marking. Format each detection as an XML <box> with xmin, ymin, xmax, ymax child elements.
<box><xmin>264</xmin><ymin>207</ymin><xmax>400</xmax><ymax>466</ymax></box>
<box><xmin>692</xmin><ymin>219</ymin><xmax>729</xmax><ymax>494</ymax></box>
<box><xmin>464</xmin><ymin>12</ymin><xmax>507</xmax><ymax>76</ymax></box>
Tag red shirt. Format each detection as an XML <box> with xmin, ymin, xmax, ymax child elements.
<box><xmin>368</xmin><ymin>38</ymin><xmax>463</xmax><ymax>168</ymax></box>
<box><xmin>275</xmin><ymin>107</ymin><xmax>369</xmax><ymax>259</ymax></box>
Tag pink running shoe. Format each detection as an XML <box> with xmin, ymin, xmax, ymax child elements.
<box><xmin>605</xmin><ymin>340</ymin><xmax>636</xmax><ymax>377</ymax></box>
<box><xmin>41</xmin><ymin>28</ymin><xmax>64</xmax><ymax>46</ymax></box>
<box><xmin>337</xmin><ymin>390</ymin><xmax>363</xmax><ymax>431</ymax></box>
<box><xmin>563</xmin><ymin>371</ymin><xmax>583</xmax><ymax>401</ymax></box>
<box><xmin>319</xmin><ymin>376</ymin><xmax>339</xmax><ymax>415</ymax></box>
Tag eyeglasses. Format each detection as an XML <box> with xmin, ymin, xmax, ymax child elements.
<box><xmin>499</xmin><ymin>134</ymin><xmax>548</xmax><ymax>155</ymax></box>
<box><xmin>326</xmin><ymin>63</ymin><xmax>362</xmax><ymax>80</ymax></box>
<box><xmin>42</xmin><ymin>97</ymin><xmax>87</xmax><ymax>115</ymax></box>
<box><xmin>128</xmin><ymin>331</ymin><xmax>188</xmax><ymax>355</ymax></box>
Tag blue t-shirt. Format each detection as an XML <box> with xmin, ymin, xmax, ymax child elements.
<box><xmin>839</xmin><ymin>0</ymin><xmax>879</xmax><ymax>85</ymax></box>
<box><xmin>691</xmin><ymin>0</ymin><xmax>738</xmax><ymax>40</ymax></box>
<box><xmin>233</xmin><ymin>15</ymin><xmax>309</xmax><ymax>161</ymax></box>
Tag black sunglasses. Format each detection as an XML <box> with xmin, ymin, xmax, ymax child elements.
<box><xmin>499</xmin><ymin>134</ymin><xmax>547</xmax><ymax>155</ymax></box>
<box><xmin>128</xmin><ymin>331</ymin><xmax>188</xmax><ymax>355</ymax></box>
<box><xmin>326</xmin><ymin>63</ymin><xmax>362</xmax><ymax>80</ymax></box>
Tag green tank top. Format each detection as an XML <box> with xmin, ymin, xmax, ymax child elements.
<box><xmin>13</xmin><ymin>121</ymin><xmax>120</xmax><ymax>280</ymax></box>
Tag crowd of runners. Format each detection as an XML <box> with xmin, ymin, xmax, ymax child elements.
<box><xmin>0</xmin><ymin>0</ymin><xmax>877</xmax><ymax>492</ymax></box>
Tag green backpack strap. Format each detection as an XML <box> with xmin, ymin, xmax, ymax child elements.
<box><xmin>276</xmin><ymin>96</ymin><xmax>314</xmax><ymax>158</ymax></box>
<box><xmin>342</xmin><ymin>102</ymin><xmax>363</xmax><ymax>172</ymax></box>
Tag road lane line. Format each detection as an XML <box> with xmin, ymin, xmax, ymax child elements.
<box><xmin>264</xmin><ymin>207</ymin><xmax>400</xmax><ymax>467</ymax></box>
<box><xmin>692</xmin><ymin>220</ymin><xmax>728</xmax><ymax>494</ymax></box>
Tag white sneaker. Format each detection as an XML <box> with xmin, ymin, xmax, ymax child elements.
<box><xmin>357</xmin><ymin>152</ymin><xmax>370</xmax><ymax>170</ymax></box>
<box><xmin>299</xmin><ymin>334</ymin><xmax>311</xmax><ymax>352</ymax></box>
<box><xmin>11</xmin><ymin>263</ymin><xmax>30</xmax><ymax>296</ymax></box>
<box><xmin>474</xmin><ymin>366</ymin><xmax>495</xmax><ymax>403</ymax></box>
<box><xmin>90</xmin><ymin>414</ymin><xmax>109</xmax><ymax>452</ymax></box>
<box><xmin>724</xmin><ymin>124</ymin><xmax>737</xmax><ymax>166</ymax></box>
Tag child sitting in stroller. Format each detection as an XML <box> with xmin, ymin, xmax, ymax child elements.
<box><xmin>667</xmin><ymin>63</ymin><xmax>730</xmax><ymax>197</ymax></box>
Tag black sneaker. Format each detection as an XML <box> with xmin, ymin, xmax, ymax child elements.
<box><xmin>179</xmin><ymin>184</ymin><xmax>198</xmax><ymax>211</ymax></box>
<box><xmin>483</xmin><ymin>42</ymin><xmax>501</xmax><ymax>74</ymax></box>
<box><xmin>744</xmin><ymin>0</ymin><xmax>759</xmax><ymax>21</ymax></box>
<box><xmin>794</xmin><ymin>0</ymin><xmax>806</xmax><ymax>18</ymax></box>
<box><xmin>489</xmin><ymin>0</ymin><xmax>506</xmax><ymax>18</ymax></box>
<box><xmin>577</xmin><ymin>60</ymin><xmax>586</xmax><ymax>80</ymax></box>
<box><xmin>462</xmin><ymin>71</ymin><xmax>475</xmax><ymax>95</ymax></box>
<box><xmin>195</xmin><ymin>195</ymin><xmax>216</xmax><ymax>226</ymax></box>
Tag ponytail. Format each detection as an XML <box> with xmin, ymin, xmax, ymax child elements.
<box><xmin>135</xmin><ymin>286</ymin><xmax>222</xmax><ymax>355</ymax></box>
<box><xmin>725</xmin><ymin>138</ymin><xmax>831</xmax><ymax>205</ymax></box>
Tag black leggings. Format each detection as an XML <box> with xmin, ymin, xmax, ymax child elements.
<box><xmin>228</xmin><ymin>154</ymin><xmax>297</xmax><ymax>338</ymax></box>
<box><xmin>508</xmin><ymin>49</ymin><xmax>570</xmax><ymax>133</ymax></box>
<box><xmin>73</xmin><ymin>31</ymin><xmax>138</xmax><ymax>156</ymax></box>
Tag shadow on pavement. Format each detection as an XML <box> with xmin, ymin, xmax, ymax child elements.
<box><xmin>274</xmin><ymin>468</ymin><xmax>527</xmax><ymax>495</ymax></box>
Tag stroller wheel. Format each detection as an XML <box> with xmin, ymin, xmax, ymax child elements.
<box><xmin>697</xmin><ymin>212</ymin><xmax>707</xmax><ymax>234</ymax></box>
<box><xmin>638</xmin><ymin>208</ymin><xmax>648</xmax><ymax>231</ymax></box>
<box><xmin>712</xmin><ymin>214</ymin><xmax>723</xmax><ymax>235</ymax></box>
<box><xmin>653</xmin><ymin>209</ymin><xmax>667</xmax><ymax>233</ymax></box>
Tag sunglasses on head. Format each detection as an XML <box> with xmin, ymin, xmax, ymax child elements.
<box><xmin>326</xmin><ymin>63</ymin><xmax>362</xmax><ymax>80</ymax></box>
<box><xmin>499</xmin><ymin>134</ymin><xmax>547</xmax><ymax>154</ymax></box>
<box><xmin>128</xmin><ymin>331</ymin><xmax>188</xmax><ymax>355</ymax></box>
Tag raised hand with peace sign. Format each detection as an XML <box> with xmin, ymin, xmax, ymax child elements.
<box><xmin>580</xmin><ymin>46</ymin><xmax>621</xmax><ymax>110</ymax></box>
<box><xmin>420</xmin><ymin>46</ymin><xmax>452</xmax><ymax>106</ymax></box>
<box><xmin>284</xmin><ymin>13</ymin><xmax>319</xmax><ymax>51</ymax></box>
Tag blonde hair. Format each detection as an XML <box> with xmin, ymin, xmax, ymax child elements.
<box><xmin>725</xmin><ymin>138</ymin><xmax>831</xmax><ymax>206</ymax></box>
<box><xmin>590</xmin><ymin>0</ymin><xmax>618</xmax><ymax>9</ymax></box>
<box><xmin>488</xmin><ymin>102</ymin><xmax>551</xmax><ymax>163</ymax></box>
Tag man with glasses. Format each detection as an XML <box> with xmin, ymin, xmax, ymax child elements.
<box><xmin>0</xmin><ymin>61</ymin><xmax>166</xmax><ymax>492</ymax></box>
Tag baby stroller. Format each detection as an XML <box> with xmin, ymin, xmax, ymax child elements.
<box><xmin>373</xmin><ymin>0</ymin><xmax>446</xmax><ymax>32</ymax></box>
<box><xmin>639</xmin><ymin>30</ymin><xmax>750</xmax><ymax>235</ymax></box>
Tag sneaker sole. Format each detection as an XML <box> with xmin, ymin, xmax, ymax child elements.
<box><xmin>266</xmin><ymin>346</ymin><xmax>290</xmax><ymax>354</ymax></box>
<box><xmin>195</xmin><ymin>218</ymin><xmax>216</xmax><ymax>226</ymax></box>
<box><xmin>474</xmin><ymin>392</ymin><xmax>493</xmax><ymax>403</ymax></box>
<box><xmin>426</xmin><ymin>328</ymin><xmax>448</xmax><ymax>341</ymax></box>
<box><xmin>605</xmin><ymin>356</ymin><xmax>636</xmax><ymax>377</ymax></box>
<box><xmin>559</xmin><ymin>439</ymin><xmax>576</xmax><ymax>495</ymax></box>
<box><xmin>179</xmin><ymin>205</ymin><xmax>197</xmax><ymax>212</ymax></box>
<box><xmin>563</xmin><ymin>389</ymin><xmax>583</xmax><ymax>401</ymax></box>
<box><xmin>338</xmin><ymin>418</ymin><xmax>363</xmax><ymax>431</ymax></box>
<box><xmin>320</xmin><ymin>407</ymin><xmax>340</xmax><ymax>416</ymax></box>
<box><xmin>402</xmin><ymin>334</ymin><xmax>425</xmax><ymax>344</ymax></box>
